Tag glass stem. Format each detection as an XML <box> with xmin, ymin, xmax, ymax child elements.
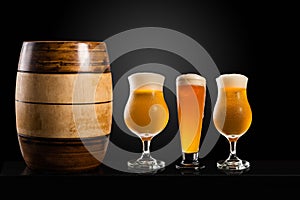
<box><xmin>228</xmin><ymin>140</ymin><xmax>238</xmax><ymax>160</ymax></box>
<box><xmin>141</xmin><ymin>139</ymin><xmax>152</xmax><ymax>159</ymax></box>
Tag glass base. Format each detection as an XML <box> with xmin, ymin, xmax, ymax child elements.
<box><xmin>175</xmin><ymin>162</ymin><xmax>205</xmax><ymax>171</ymax></box>
<box><xmin>175</xmin><ymin>152</ymin><xmax>205</xmax><ymax>171</ymax></box>
<box><xmin>128</xmin><ymin>157</ymin><xmax>165</xmax><ymax>173</ymax></box>
<box><xmin>217</xmin><ymin>158</ymin><xmax>250</xmax><ymax>171</ymax></box>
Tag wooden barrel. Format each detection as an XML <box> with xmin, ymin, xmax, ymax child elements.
<box><xmin>15</xmin><ymin>41</ymin><xmax>112</xmax><ymax>172</ymax></box>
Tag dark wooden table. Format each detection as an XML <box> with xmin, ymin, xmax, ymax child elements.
<box><xmin>1</xmin><ymin>159</ymin><xmax>300</xmax><ymax>195</ymax></box>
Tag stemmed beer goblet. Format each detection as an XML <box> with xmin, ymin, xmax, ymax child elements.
<box><xmin>124</xmin><ymin>72</ymin><xmax>169</xmax><ymax>173</ymax></box>
<box><xmin>213</xmin><ymin>74</ymin><xmax>252</xmax><ymax>171</ymax></box>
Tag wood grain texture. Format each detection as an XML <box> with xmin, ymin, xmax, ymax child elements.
<box><xmin>18</xmin><ymin>134</ymin><xmax>109</xmax><ymax>172</ymax></box>
<box><xmin>16</xmin><ymin>101</ymin><xmax>112</xmax><ymax>138</ymax></box>
<box><xmin>15</xmin><ymin>41</ymin><xmax>113</xmax><ymax>172</ymax></box>
<box><xmin>18</xmin><ymin>41</ymin><xmax>110</xmax><ymax>73</ymax></box>
<box><xmin>15</xmin><ymin>72</ymin><xmax>112</xmax><ymax>103</ymax></box>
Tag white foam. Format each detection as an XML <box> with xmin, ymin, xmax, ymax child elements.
<box><xmin>128</xmin><ymin>72</ymin><xmax>165</xmax><ymax>91</ymax></box>
<box><xmin>176</xmin><ymin>73</ymin><xmax>206</xmax><ymax>86</ymax></box>
<box><xmin>216</xmin><ymin>73</ymin><xmax>248</xmax><ymax>88</ymax></box>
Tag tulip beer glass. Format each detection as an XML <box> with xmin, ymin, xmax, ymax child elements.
<box><xmin>175</xmin><ymin>74</ymin><xmax>206</xmax><ymax>170</ymax></box>
<box><xmin>213</xmin><ymin>74</ymin><xmax>252</xmax><ymax>171</ymax></box>
<box><xmin>124</xmin><ymin>72</ymin><xmax>169</xmax><ymax>172</ymax></box>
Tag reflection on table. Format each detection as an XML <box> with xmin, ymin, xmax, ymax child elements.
<box><xmin>2</xmin><ymin>160</ymin><xmax>300</xmax><ymax>176</ymax></box>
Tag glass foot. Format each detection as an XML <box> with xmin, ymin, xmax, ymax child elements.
<box><xmin>175</xmin><ymin>152</ymin><xmax>205</xmax><ymax>171</ymax></box>
<box><xmin>128</xmin><ymin>157</ymin><xmax>165</xmax><ymax>173</ymax></box>
<box><xmin>175</xmin><ymin>162</ymin><xmax>205</xmax><ymax>171</ymax></box>
<box><xmin>217</xmin><ymin>158</ymin><xmax>250</xmax><ymax>171</ymax></box>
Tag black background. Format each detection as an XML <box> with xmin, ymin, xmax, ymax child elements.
<box><xmin>0</xmin><ymin>0</ymin><xmax>297</xmax><ymax>193</ymax></box>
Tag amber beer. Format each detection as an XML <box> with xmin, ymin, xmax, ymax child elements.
<box><xmin>124</xmin><ymin>72</ymin><xmax>169</xmax><ymax>172</ymax></box>
<box><xmin>213</xmin><ymin>76</ymin><xmax>252</xmax><ymax>141</ymax></box>
<box><xmin>176</xmin><ymin>74</ymin><xmax>206</xmax><ymax>154</ymax></box>
<box><xmin>124</xmin><ymin>88</ymin><xmax>169</xmax><ymax>140</ymax></box>
<box><xmin>213</xmin><ymin>73</ymin><xmax>252</xmax><ymax>171</ymax></box>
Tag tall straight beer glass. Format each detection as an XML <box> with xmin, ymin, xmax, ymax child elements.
<box><xmin>124</xmin><ymin>72</ymin><xmax>169</xmax><ymax>173</ymax></box>
<box><xmin>176</xmin><ymin>74</ymin><xmax>206</xmax><ymax>170</ymax></box>
<box><xmin>213</xmin><ymin>74</ymin><xmax>252</xmax><ymax>171</ymax></box>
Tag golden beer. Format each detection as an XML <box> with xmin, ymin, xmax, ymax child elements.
<box><xmin>124</xmin><ymin>88</ymin><xmax>169</xmax><ymax>140</ymax></box>
<box><xmin>176</xmin><ymin>74</ymin><xmax>206</xmax><ymax>170</ymax></box>
<box><xmin>213</xmin><ymin>87</ymin><xmax>252</xmax><ymax>141</ymax></box>
<box><xmin>177</xmin><ymin>85</ymin><xmax>206</xmax><ymax>153</ymax></box>
<box><xmin>213</xmin><ymin>73</ymin><xmax>252</xmax><ymax>171</ymax></box>
<box><xmin>124</xmin><ymin>72</ymin><xmax>169</xmax><ymax>172</ymax></box>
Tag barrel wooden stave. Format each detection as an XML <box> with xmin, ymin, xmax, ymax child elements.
<box><xmin>18</xmin><ymin>135</ymin><xmax>109</xmax><ymax>172</ymax></box>
<box><xmin>15</xmin><ymin>72</ymin><xmax>112</xmax><ymax>103</ymax></box>
<box><xmin>18</xmin><ymin>41</ymin><xmax>110</xmax><ymax>73</ymax></box>
<box><xmin>15</xmin><ymin>101</ymin><xmax>112</xmax><ymax>138</ymax></box>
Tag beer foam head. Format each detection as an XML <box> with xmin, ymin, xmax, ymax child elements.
<box><xmin>216</xmin><ymin>73</ymin><xmax>248</xmax><ymax>88</ymax></box>
<box><xmin>176</xmin><ymin>73</ymin><xmax>206</xmax><ymax>86</ymax></box>
<box><xmin>128</xmin><ymin>72</ymin><xmax>165</xmax><ymax>91</ymax></box>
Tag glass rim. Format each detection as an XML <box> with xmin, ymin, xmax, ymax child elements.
<box><xmin>216</xmin><ymin>73</ymin><xmax>248</xmax><ymax>80</ymax></box>
<box><xmin>128</xmin><ymin>72</ymin><xmax>165</xmax><ymax>80</ymax></box>
<box><xmin>22</xmin><ymin>41</ymin><xmax>106</xmax><ymax>44</ymax></box>
<box><xmin>176</xmin><ymin>73</ymin><xmax>206</xmax><ymax>86</ymax></box>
